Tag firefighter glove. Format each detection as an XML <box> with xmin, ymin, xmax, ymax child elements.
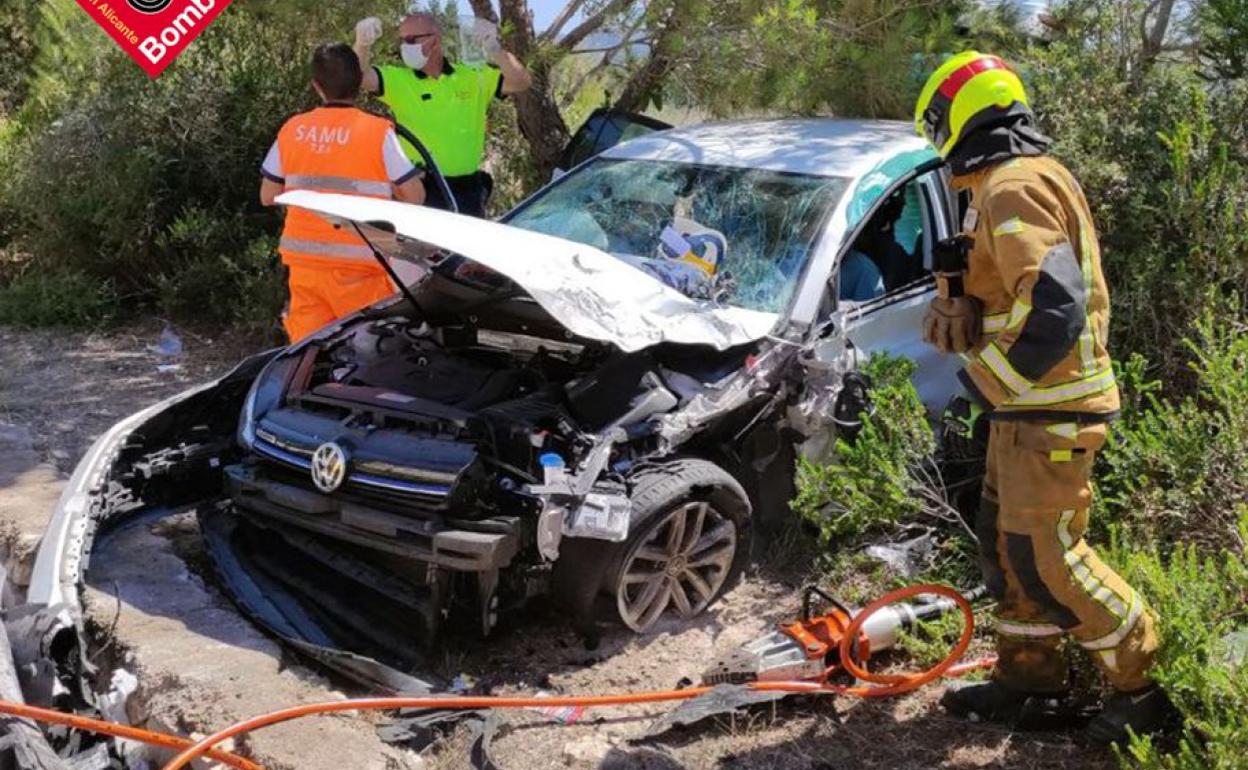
<box><xmin>923</xmin><ymin>296</ymin><xmax>982</xmax><ymax>353</ymax></box>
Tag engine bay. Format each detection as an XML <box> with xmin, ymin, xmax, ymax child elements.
<box><xmin>270</xmin><ymin>315</ymin><xmax>758</xmax><ymax>499</ymax></box>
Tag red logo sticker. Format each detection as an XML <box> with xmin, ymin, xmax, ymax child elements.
<box><xmin>73</xmin><ymin>0</ymin><xmax>233</xmax><ymax>78</ymax></box>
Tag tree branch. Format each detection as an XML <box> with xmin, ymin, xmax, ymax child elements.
<box><xmin>494</xmin><ymin>0</ymin><xmax>571</xmax><ymax>178</ymax></box>
<box><xmin>466</xmin><ymin>0</ymin><xmax>497</xmax><ymax>24</ymax></box>
<box><xmin>498</xmin><ymin>0</ymin><xmax>534</xmax><ymax>55</ymax></box>
<box><xmin>557</xmin><ymin>0</ymin><xmax>635</xmax><ymax>52</ymax></box>
<box><xmin>571</xmin><ymin>38</ymin><xmax>652</xmax><ymax>54</ymax></box>
<box><xmin>560</xmin><ymin>13</ymin><xmax>649</xmax><ymax>109</ymax></box>
<box><xmin>540</xmin><ymin>0</ymin><xmax>589</xmax><ymax>44</ymax></box>
<box><xmin>1140</xmin><ymin>0</ymin><xmax>1177</xmax><ymax>69</ymax></box>
<box><xmin>612</xmin><ymin>3</ymin><xmax>686</xmax><ymax>113</ymax></box>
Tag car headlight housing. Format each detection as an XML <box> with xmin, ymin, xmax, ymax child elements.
<box><xmin>237</xmin><ymin>355</ymin><xmax>297</xmax><ymax>449</ymax></box>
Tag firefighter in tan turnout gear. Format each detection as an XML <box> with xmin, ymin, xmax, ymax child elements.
<box><xmin>914</xmin><ymin>51</ymin><xmax>1173</xmax><ymax>743</ymax></box>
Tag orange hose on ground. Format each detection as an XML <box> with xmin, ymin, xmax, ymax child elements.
<box><xmin>160</xmin><ymin>583</ymin><xmax>994</xmax><ymax>770</ymax></box>
<box><xmin>0</xmin><ymin>700</ymin><xmax>262</xmax><ymax>770</ymax></box>
<box><xmin>833</xmin><ymin>584</ymin><xmax>976</xmax><ymax>697</ymax></box>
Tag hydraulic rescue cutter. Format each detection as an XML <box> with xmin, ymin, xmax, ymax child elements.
<box><xmin>703</xmin><ymin>586</ymin><xmax>982</xmax><ymax>685</ymax></box>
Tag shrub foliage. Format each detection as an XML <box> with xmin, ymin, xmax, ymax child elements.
<box><xmin>0</xmin><ymin>1</ymin><xmax>368</xmax><ymax>327</ymax></box>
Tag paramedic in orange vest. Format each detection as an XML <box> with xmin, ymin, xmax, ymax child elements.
<box><xmin>260</xmin><ymin>43</ymin><xmax>425</xmax><ymax>342</ymax></box>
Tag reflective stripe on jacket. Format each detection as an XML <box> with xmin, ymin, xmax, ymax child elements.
<box><xmin>275</xmin><ymin>106</ymin><xmax>394</xmax><ymax>268</ymax></box>
<box><xmin>952</xmin><ymin>155</ymin><xmax>1120</xmax><ymax>418</ymax></box>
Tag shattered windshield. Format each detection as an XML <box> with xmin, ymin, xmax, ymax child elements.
<box><xmin>507</xmin><ymin>158</ymin><xmax>851</xmax><ymax>313</ymax></box>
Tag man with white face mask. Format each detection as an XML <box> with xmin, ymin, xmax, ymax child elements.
<box><xmin>354</xmin><ymin>11</ymin><xmax>532</xmax><ymax>217</ymax></box>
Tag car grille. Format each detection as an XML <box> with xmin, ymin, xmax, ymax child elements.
<box><xmin>249</xmin><ymin>407</ymin><xmax>482</xmax><ymax>512</ymax></box>
<box><xmin>253</xmin><ymin>435</ymin><xmax>454</xmax><ymax>502</ymax></box>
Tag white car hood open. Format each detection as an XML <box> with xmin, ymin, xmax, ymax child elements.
<box><xmin>277</xmin><ymin>191</ymin><xmax>777</xmax><ymax>353</ymax></box>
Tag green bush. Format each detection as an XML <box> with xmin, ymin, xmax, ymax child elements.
<box><xmin>1096</xmin><ymin>309</ymin><xmax>1248</xmax><ymax>551</ymax></box>
<box><xmin>1090</xmin><ymin>312</ymin><xmax>1248</xmax><ymax>768</ymax></box>
<box><xmin>793</xmin><ymin>354</ymin><xmax>937</xmax><ymax>541</ymax></box>
<box><xmin>1019</xmin><ymin>4</ymin><xmax>1248</xmax><ymax>388</ymax></box>
<box><xmin>0</xmin><ymin>268</ymin><xmax>116</xmax><ymax>327</ymax></box>
<box><xmin>0</xmin><ymin>1</ymin><xmax>373</xmax><ymax>328</ymax></box>
<box><xmin>1</xmin><ymin>13</ymin><xmax>303</xmax><ymax>325</ymax></box>
<box><xmin>1112</xmin><ymin>536</ymin><xmax>1248</xmax><ymax>770</ymax></box>
<box><xmin>791</xmin><ymin>354</ymin><xmax>980</xmax><ymax>585</ymax></box>
<box><xmin>0</xmin><ymin>0</ymin><xmax>41</xmax><ymax>118</ymax></box>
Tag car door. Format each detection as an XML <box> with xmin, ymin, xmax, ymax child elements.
<box><xmin>840</xmin><ymin>167</ymin><xmax>964</xmax><ymax>417</ymax></box>
<box><xmin>552</xmin><ymin>108</ymin><xmax>672</xmax><ymax>179</ymax></box>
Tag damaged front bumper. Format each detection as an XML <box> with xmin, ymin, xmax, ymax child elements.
<box><xmin>225</xmin><ymin>463</ymin><xmax>520</xmax><ymax>572</ymax></box>
<box><xmin>6</xmin><ymin>351</ymin><xmax>439</xmax><ymax>758</ymax></box>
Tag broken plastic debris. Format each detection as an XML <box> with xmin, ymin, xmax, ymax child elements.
<box><xmin>527</xmin><ymin>691</ymin><xmax>586</xmax><ymax>725</ymax></box>
<box><xmin>864</xmin><ymin>533</ymin><xmax>934</xmax><ymax>579</ymax></box>
<box><xmin>148</xmin><ymin>326</ymin><xmax>184</xmax><ymax>357</ymax></box>
<box><xmin>450</xmin><ymin>674</ymin><xmax>477</xmax><ymax>694</ymax></box>
<box><xmin>562</xmin><ymin>492</ymin><xmax>631</xmax><ymax>542</ymax></box>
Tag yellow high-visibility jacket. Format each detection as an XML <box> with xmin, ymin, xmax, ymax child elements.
<box><xmin>952</xmin><ymin>155</ymin><xmax>1120</xmax><ymax>420</ymax></box>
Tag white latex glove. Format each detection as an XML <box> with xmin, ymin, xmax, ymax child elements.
<box><xmin>472</xmin><ymin>18</ymin><xmax>503</xmax><ymax>58</ymax></box>
<box><xmin>355</xmin><ymin>17</ymin><xmax>383</xmax><ymax>47</ymax></box>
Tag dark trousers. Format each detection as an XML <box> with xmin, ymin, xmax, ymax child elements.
<box><xmin>424</xmin><ymin>171</ymin><xmax>493</xmax><ymax>218</ymax></box>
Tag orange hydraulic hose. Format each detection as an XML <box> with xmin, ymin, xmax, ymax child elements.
<box><xmin>0</xmin><ymin>700</ymin><xmax>262</xmax><ymax>770</ymax></box>
<box><xmin>833</xmin><ymin>584</ymin><xmax>977</xmax><ymax>697</ymax></box>
<box><xmin>160</xmin><ymin>583</ymin><xmax>995</xmax><ymax>770</ymax></box>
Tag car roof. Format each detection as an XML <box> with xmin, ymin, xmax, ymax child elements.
<box><xmin>601</xmin><ymin>118</ymin><xmax>931</xmax><ymax>180</ymax></box>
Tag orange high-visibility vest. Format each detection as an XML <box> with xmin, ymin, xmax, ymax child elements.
<box><xmin>275</xmin><ymin>106</ymin><xmax>394</xmax><ymax>269</ymax></box>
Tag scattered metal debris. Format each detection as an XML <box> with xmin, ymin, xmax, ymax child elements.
<box><xmin>643</xmin><ymin>685</ymin><xmax>794</xmax><ymax>739</ymax></box>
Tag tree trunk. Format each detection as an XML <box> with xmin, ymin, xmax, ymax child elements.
<box><xmin>512</xmin><ymin>71</ymin><xmax>573</xmax><ymax>179</ymax></box>
<box><xmin>613</xmin><ymin>47</ymin><xmax>672</xmax><ymax>112</ymax></box>
<box><xmin>471</xmin><ymin>0</ymin><xmax>570</xmax><ymax>179</ymax></box>
<box><xmin>1139</xmin><ymin>0</ymin><xmax>1177</xmax><ymax>71</ymax></box>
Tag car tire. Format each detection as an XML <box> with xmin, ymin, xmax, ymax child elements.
<box><xmin>591</xmin><ymin>456</ymin><xmax>753</xmax><ymax>631</ymax></box>
<box><xmin>610</xmin><ymin>458</ymin><xmax>752</xmax><ymax>632</ymax></box>
<box><xmin>554</xmin><ymin>458</ymin><xmax>751</xmax><ymax>634</ymax></box>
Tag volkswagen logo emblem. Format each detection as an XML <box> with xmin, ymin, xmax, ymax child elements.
<box><xmin>310</xmin><ymin>442</ymin><xmax>349</xmax><ymax>493</ymax></box>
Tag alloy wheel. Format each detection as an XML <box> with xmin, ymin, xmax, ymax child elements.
<box><xmin>616</xmin><ymin>501</ymin><xmax>737</xmax><ymax>632</ymax></box>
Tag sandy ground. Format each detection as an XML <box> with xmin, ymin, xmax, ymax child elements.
<box><xmin>0</xmin><ymin>323</ymin><xmax>1118</xmax><ymax>770</ymax></box>
<box><xmin>0</xmin><ymin>323</ymin><xmax>264</xmax><ymax>472</ymax></box>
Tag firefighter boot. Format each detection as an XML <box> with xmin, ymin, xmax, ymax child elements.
<box><xmin>1085</xmin><ymin>685</ymin><xmax>1178</xmax><ymax>745</ymax></box>
<box><xmin>943</xmin><ymin>680</ymin><xmax>1092</xmax><ymax>729</ymax></box>
<box><xmin>942</xmin><ymin>680</ymin><xmax>1063</xmax><ymax>722</ymax></box>
<box><xmin>942</xmin><ymin>680</ymin><xmax>1031</xmax><ymax>722</ymax></box>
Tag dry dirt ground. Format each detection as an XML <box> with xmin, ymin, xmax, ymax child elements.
<box><xmin>0</xmin><ymin>323</ymin><xmax>1119</xmax><ymax>770</ymax></box>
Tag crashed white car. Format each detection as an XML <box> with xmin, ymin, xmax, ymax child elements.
<box><xmin>31</xmin><ymin>116</ymin><xmax>970</xmax><ymax>688</ymax></box>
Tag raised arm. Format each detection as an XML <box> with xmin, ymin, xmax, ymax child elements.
<box><xmin>354</xmin><ymin>17</ymin><xmax>383</xmax><ymax>94</ymax></box>
<box><xmin>475</xmin><ymin>19</ymin><xmax>532</xmax><ymax>95</ymax></box>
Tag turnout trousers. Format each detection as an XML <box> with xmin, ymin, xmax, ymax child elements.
<box><xmin>978</xmin><ymin>420</ymin><xmax>1158</xmax><ymax>692</ymax></box>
